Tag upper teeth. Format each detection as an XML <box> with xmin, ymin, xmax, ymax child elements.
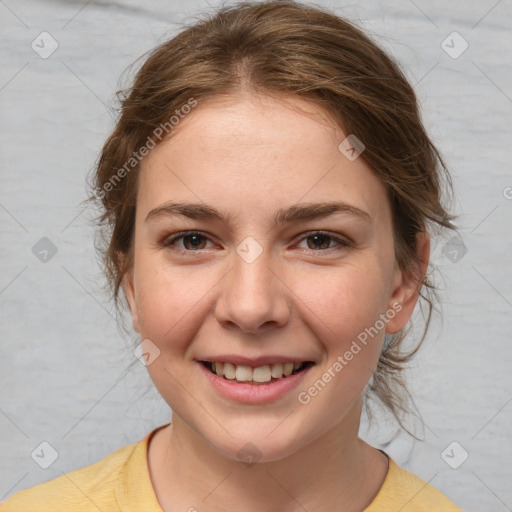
<box><xmin>211</xmin><ymin>362</ymin><xmax>304</xmax><ymax>382</ymax></box>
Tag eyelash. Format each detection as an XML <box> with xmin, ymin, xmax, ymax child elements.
<box><xmin>161</xmin><ymin>230</ymin><xmax>351</xmax><ymax>255</ymax></box>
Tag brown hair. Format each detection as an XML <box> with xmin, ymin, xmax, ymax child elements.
<box><xmin>86</xmin><ymin>0</ymin><xmax>456</xmax><ymax>432</ymax></box>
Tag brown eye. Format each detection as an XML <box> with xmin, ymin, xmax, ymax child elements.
<box><xmin>297</xmin><ymin>231</ymin><xmax>350</xmax><ymax>252</ymax></box>
<box><xmin>182</xmin><ymin>234</ymin><xmax>207</xmax><ymax>250</ymax></box>
<box><xmin>306</xmin><ymin>233</ymin><xmax>332</xmax><ymax>250</ymax></box>
<box><xmin>163</xmin><ymin>231</ymin><xmax>213</xmax><ymax>251</ymax></box>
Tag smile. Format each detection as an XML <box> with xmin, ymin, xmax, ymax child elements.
<box><xmin>201</xmin><ymin>360</ymin><xmax>313</xmax><ymax>384</ymax></box>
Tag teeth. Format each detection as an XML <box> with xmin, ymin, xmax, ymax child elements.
<box><xmin>214</xmin><ymin>362</ymin><xmax>224</xmax><ymax>377</ymax></box>
<box><xmin>253</xmin><ymin>365</ymin><xmax>271</xmax><ymax>382</ymax></box>
<box><xmin>223</xmin><ymin>363</ymin><xmax>236</xmax><ymax>380</ymax></box>
<box><xmin>235</xmin><ymin>365</ymin><xmax>252</xmax><ymax>382</ymax></box>
<box><xmin>283</xmin><ymin>362</ymin><xmax>293</xmax><ymax>376</ymax></box>
<box><xmin>271</xmin><ymin>363</ymin><xmax>283</xmax><ymax>378</ymax></box>
<box><xmin>208</xmin><ymin>361</ymin><xmax>307</xmax><ymax>382</ymax></box>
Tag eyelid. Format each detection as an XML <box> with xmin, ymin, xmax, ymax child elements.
<box><xmin>162</xmin><ymin>230</ymin><xmax>218</xmax><ymax>250</ymax></box>
<box><xmin>295</xmin><ymin>230</ymin><xmax>352</xmax><ymax>250</ymax></box>
<box><xmin>162</xmin><ymin>229</ymin><xmax>352</xmax><ymax>254</ymax></box>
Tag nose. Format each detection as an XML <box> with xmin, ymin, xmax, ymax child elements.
<box><xmin>214</xmin><ymin>245</ymin><xmax>290</xmax><ymax>334</ymax></box>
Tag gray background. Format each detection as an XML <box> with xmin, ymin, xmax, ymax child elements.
<box><xmin>1</xmin><ymin>0</ymin><xmax>511</xmax><ymax>510</ymax></box>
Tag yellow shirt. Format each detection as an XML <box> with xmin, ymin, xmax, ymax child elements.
<box><xmin>1</xmin><ymin>424</ymin><xmax>462</xmax><ymax>511</ymax></box>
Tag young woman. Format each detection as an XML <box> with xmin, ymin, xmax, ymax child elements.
<box><xmin>1</xmin><ymin>1</ymin><xmax>463</xmax><ymax>510</ymax></box>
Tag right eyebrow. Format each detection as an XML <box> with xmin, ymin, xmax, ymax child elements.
<box><xmin>145</xmin><ymin>202</ymin><xmax>232</xmax><ymax>223</ymax></box>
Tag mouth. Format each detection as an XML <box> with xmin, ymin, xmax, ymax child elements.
<box><xmin>199</xmin><ymin>360</ymin><xmax>315</xmax><ymax>385</ymax></box>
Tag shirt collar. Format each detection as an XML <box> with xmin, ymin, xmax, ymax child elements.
<box><xmin>114</xmin><ymin>426</ymin><xmax>397</xmax><ymax>511</ymax></box>
<box><xmin>114</xmin><ymin>424</ymin><xmax>169</xmax><ymax>512</ymax></box>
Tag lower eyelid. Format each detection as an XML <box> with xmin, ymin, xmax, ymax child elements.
<box><xmin>296</xmin><ymin>233</ymin><xmax>350</xmax><ymax>250</ymax></box>
<box><xmin>163</xmin><ymin>233</ymin><xmax>215</xmax><ymax>249</ymax></box>
<box><xmin>162</xmin><ymin>231</ymin><xmax>351</xmax><ymax>252</ymax></box>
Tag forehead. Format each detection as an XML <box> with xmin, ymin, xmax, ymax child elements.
<box><xmin>137</xmin><ymin>92</ymin><xmax>390</xmax><ymax>226</ymax></box>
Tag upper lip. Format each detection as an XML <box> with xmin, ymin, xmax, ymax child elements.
<box><xmin>197</xmin><ymin>355</ymin><xmax>315</xmax><ymax>367</ymax></box>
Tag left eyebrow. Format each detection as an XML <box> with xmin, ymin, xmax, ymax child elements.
<box><xmin>145</xmin><ymin>201</ymin><xmax>372</xmax><ymax>225</ymax></box>
<box><xmin>273</xmin><ymin>201</ymin><xmax>371</xmax><ymax>225</ymax></box>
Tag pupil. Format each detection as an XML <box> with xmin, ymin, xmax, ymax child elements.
<box><xmin>185</xmin><ymin>234</ymin><xmax>204</xmax><ymax>249</ymax></box>
<box><xmin>309</xmin><ymin>234</ymin><xmax>329</xmax><ymax>250</ymax></box>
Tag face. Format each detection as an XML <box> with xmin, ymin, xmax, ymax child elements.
<box><xmin>123</xmin><ymin>92</ymin><xmax>426</xmax><ymax>462</ymax></box>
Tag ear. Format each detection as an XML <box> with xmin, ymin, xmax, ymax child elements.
<box><xmin>385</xmin><ymin>231</ymin><xmax>430</xmax><ymax>334</ymax></box>
<box><xmin>119</xmin><ymin>252</ymin><xmax>141</xmax><ymax>334</ymax></box>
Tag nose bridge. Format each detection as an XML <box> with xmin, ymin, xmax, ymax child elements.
<box><xmin>215</xmin><ymin>237</ymin><xmax>289</xmax><ymax>333</ymax></box>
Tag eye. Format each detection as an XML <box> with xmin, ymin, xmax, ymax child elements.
<box><xmin>296</xmin><ymin>231</ymin><xmax>351</xmax><ymax>252</ymax></box>
<box><xmin>162</xmin><ymin>230</ymin><xmax>351</xmax><ymax>254</ymax></box>
<box><xmin>162</xmin><ymin>231</ymin><xmax>216</xmax><ymax>252</ymax></box>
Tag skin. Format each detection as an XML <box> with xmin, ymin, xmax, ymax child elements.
<box><xmin>122</xmin><ymin>91</ymin><xmax>429</xmax><ymax>512</ymax></box>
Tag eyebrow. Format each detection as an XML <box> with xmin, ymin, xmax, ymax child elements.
<box><xmin>145</xmin><ymin>201</ymin><xmax>371</xmax><ymax>226</ymax></box>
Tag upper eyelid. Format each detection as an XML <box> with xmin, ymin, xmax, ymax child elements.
<box><xmin>164</xmin><ymin>230</ymin><xmax>218</xmax><ymax>246</ymax></box>
<box><xmin>164</xmin><ymin>230</ymin><xmax>351</xmax><ymax>249</ymax></box>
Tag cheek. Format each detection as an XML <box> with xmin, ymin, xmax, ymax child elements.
<box><xmin>132</xmin><ymin>263</ymin><xmax>209</xmax><ymax>403</ymax></box>
<box><xmin>133</xmin><ymin>258</ymin><xmax>209</xmax><ymax>348</ymax></box>
<box><xmin>289</xmin><ymin>268</ymin><xmax>390</xmax><ymax>426</ymax></box>
<box><xmin>293</xmin><ymin>263</ymin><xmax>390</xmax><ymax>346</ymax></box>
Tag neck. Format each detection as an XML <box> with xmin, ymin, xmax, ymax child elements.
<box><xmin>148</xmin><ymin>402</ymin><xmax>389</xmax><ymax>512</ymax></box>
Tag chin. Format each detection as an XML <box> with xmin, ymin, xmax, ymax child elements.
<box><xmin>204</xmin><ymin>421</ymin><xmax>309</xmax><ymax>465</ymax></box>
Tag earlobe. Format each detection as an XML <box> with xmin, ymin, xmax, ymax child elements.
<box><xmin>385</xmin><ymin>231</ymin><xmax>430</xmax><ymax>334</ymax></box>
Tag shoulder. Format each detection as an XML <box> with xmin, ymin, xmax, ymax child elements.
<box><xmin>366</xmin><ymin>457</ymin><xmax>463</xmax><ymax>511</ymax></box>
<box><xmin>0</xmin><ymin>440</ymin><xmax>141</xmax><ymax>512</ymax></box>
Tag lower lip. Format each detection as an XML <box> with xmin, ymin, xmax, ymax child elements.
<box><xmin>197</xmin><ymin>361</ymin><xmax>314</xmax><ymax>404</ymax></box>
